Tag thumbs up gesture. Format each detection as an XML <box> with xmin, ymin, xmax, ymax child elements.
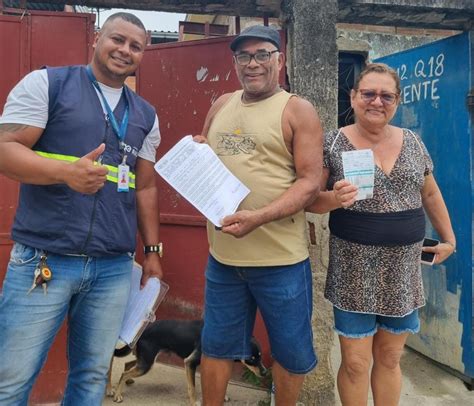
<box><xmin>65</xmin><ymin>144</ymin><xmax>109</xmax><ymax>194</ymax></box>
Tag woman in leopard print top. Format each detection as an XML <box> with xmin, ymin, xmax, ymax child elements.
<box><xmin>307</xmin><ymin>63</ymin><xmax>455</xmax><ymax>406</ymax></box>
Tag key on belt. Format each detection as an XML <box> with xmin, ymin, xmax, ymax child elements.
<box><xmin>27</xmin><ymin>254</ymin><xmax>52</xmax><ymax>295</ymax></box>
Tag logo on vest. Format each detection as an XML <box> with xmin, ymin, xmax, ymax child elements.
<box><xmin>121</xmin><ymin>143</ymin><xmax>139</xmax><ymax>158</ymax></box>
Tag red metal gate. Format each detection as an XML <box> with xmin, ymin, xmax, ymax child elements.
<box><xmin>0</xmin><ymin>10</ymin><xmax>94</xmax><ymax>404</ymax></box>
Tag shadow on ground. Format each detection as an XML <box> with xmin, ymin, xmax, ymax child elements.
<box><xmin>103</xmin><ymin>354</ymin><xmax>269</xmax><ymax>406</ymax></box>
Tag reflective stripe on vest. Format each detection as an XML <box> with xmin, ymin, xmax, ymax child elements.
<box><xmin>35</xmin><ymin>151</ymin><xmax>136</xmax><ymax>189</ymax></box>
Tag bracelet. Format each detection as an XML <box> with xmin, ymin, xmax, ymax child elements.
<box><xmin>443</xmin><ymin>241</ymin><xmax>456</xmax><ymax>253</ymax></box>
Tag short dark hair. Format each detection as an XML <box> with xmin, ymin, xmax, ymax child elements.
<box><xmin>354</xmin><ymin>63</ymin><xmax>401</xmax><ymax>95</ymax></box>
<box><xmin>102</xmin><ymin>12</ymin><xmax>146</xmax><ymax>34</ymax></box>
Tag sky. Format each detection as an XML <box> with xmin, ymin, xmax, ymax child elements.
<box><xmin>96</xmin><ymin>9</ymin><xmax>186</xmax><ymax>32</ymax></box>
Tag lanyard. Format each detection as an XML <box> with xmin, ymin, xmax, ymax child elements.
<box><xmin>86</xmin><ymin>65</ymin><xmax>129</xmax><ymax>148</ymax></box>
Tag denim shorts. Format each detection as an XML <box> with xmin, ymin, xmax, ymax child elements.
<box><xmin>201</xmin><ymin>255</ymin><xmax>317</xmax><ymax>374</ymax></box>
<box><xmin>333</xmin><ymin>306</ymin><xmax>420</xmax><ymax>338</ymax></box>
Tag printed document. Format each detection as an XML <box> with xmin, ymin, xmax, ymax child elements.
<box><xmin>155</xmin><ymin>135</ymin><xmax>250</xmax><ymax>226</ymax></box>
<box><xmin>342</xmin><ymin>149</ymin><xmax>375</xmax><ymax>200</ymax></box>
<box><xmin>119</xmin><ymin>263</ymin><xmax>168</xmax><ymax>347</ymax></box>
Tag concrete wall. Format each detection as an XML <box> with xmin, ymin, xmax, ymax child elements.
<box><xmin>337</xmin><ymin>24</ymin><xmax>457</xmax><ymax>61</ymax></box>
<box><xmin>283</xmin><ymin>1</ymin><xmax>338</xmax><ymax>404</ymax></box>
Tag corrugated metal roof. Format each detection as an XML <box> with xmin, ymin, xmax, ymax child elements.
<box><xmin>4</xmin><ymin>1</ymin><xmax>66</xmax><ymax>11</ymax></box>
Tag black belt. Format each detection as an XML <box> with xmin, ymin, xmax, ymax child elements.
<box><xmin>329</xmin><ymin>207</ymin><xmax>425</xmax><ymax>246</ymax></box>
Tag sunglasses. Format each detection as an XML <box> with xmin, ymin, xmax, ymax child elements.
<box><xmin>357</xmin><ymin>89</ymin><xmax>399</xmax><ymax>105</ymax></box>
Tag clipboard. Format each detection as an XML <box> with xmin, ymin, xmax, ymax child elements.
<box><xmin>118</xmin><ymin>262</ymin><xmax>169</xmax><ymax>348</ymax></box>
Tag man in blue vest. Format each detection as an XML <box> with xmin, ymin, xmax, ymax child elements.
<box><xmin>0</xmin><ymin>13</ymin><xmax>163</xmax><ymax>405</ymax></box>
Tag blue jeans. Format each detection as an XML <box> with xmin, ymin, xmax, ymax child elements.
<box><xmin>202</xmin><ymin>255</ymin><xmax>317</xmax><ymax>374</ymax></box>
<box><xmin>0</xmin><ymin>243</ymin><xmax>133</xmax><ymax>406</ymax></box>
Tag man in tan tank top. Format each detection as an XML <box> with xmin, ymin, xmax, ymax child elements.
<box><xmin>194</xmin><ymin>25</ymin><xmax>323</xmax><ymax>406</ymax></box>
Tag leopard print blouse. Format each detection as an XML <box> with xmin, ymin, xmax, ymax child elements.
<box><xmin>323</xmin><ymin>128</ymin><xmax>433</xmax><ymax>317</ymax></box>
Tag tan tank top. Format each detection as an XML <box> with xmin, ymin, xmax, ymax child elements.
<box><xmin>206</xmin><ymin>89</ymin><xmax>308</xmax><ymax>266</ymax></box>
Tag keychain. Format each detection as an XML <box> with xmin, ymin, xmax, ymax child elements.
<box><xmin>39</xmin><ymin>255</ymin><xmax>52</xmax><ymax>282</ymax></box>
<box><xmin>27</xmin><ymin>254</ymin><xmax>52</xmax><ymax>295</ymax></box>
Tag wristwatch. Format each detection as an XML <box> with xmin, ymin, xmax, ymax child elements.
<box><xmin>144</xmin><ymin>243</ymin><xmax>163</xmax><ymax>258</ymax></box>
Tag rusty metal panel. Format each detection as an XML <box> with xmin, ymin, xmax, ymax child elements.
<box><xmin>0</xmin><ymin>15</ymin><xmax>23</xmax><ymax>268</ymax></box>
<box><xmin>0</xmin><ymin>11</ymin><xmax>95</xmax><ymax>405</ymax></box>
<box><xmin>0</xmin><ymin>15</ymin><xmax>27</xmax><ymax>109</ymax></box>
<box><xmin>28</xmin><ymin>326</ymin><xmax>68</xmax><ymax>404</ymax></box>
<box><xmin>0</xmin><ymin>177</ymin><xmax>19</xmax><ymax>246</ymax></box>
<box><xmin>179</xmin><ymin>20</ymin><xmax>229</xmax><ymax>37</ymax></box>
<box><xmin>30</xmin><ymin>11</ymin><xmax>94</xmax><ymax>70</ymax></box>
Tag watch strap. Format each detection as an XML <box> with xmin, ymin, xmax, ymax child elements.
<box><xmin>144</xmin><ymin>243</ymin><xmax>163</xmax><ymax>257</ymax></box>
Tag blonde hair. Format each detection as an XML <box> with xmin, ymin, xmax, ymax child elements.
<box><xmin>354</xmin><ymin>63</ymin><xmax>401</xmax><ymax>95</ymax></box>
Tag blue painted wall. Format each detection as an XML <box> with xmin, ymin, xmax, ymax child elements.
<box><xmin>377</xmin><ymin>32</ymin><xmax>473</xmax><ymax>378</ymax></box>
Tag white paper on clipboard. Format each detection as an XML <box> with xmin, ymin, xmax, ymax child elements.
<box><xmin>119</xmin><ymin>262</ymin><xmax>169</xmax><ymax>347</ymax></box>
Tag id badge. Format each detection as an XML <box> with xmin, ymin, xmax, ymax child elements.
<box><xmin>118</xmin><ymin>162</ymin><xmax>130</xmax><ymax>192</ymax></box>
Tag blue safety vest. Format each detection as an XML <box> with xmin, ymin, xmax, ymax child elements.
<box><xmin>11</xmin><ymin>65</ymin><xmax>156</xmax><ymax>256</ymax></box>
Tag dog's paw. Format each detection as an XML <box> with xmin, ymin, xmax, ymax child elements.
<box><xmin>113</xmin><ymin>393</ymin><xmax>124</xmax><ymax>403</ymax></box>
<box><xmin>106</xmin><ymin>387</ymin><xmax>115</xmax><ymax>397</ymax></box>
<box><xmin>224</xmin><ymin>395</ymin><xmax>230</xmax><ymax>402</ymax></box>
<box><xmin>125</xmin><ymin>378</ymin><xmax>135</xmax><ymax>385</ymax></box>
